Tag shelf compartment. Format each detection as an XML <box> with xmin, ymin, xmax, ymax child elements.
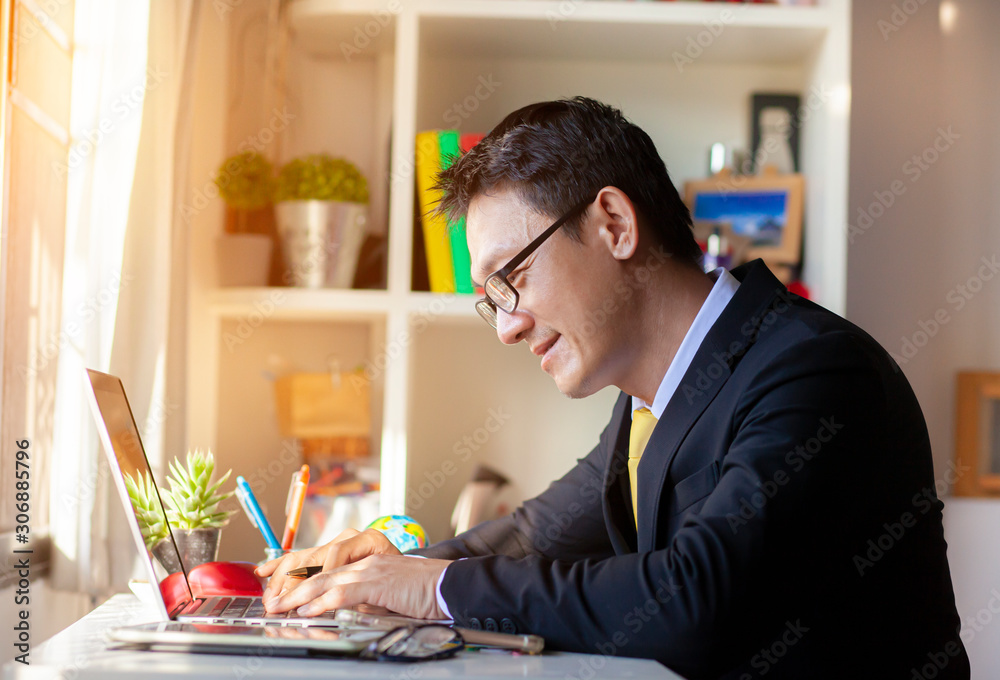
<box><xmin>290</xmin><ymin>0</ymin><xmax>397</xmax><ymax>58</ymax></box>
<box><xmin>419</xmin><ymin>2</ymin><xmax>829</xmax><ymax>65</ymax></box>
<box><xmin>209</xmin><ymin>287</ymin><xmax>391</xmax><ymax>321</ymax></box>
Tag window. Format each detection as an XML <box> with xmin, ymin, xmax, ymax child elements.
<box><xmin>0</xmin><ymin>0</ymin><xmax>75</xmax><ymax>548</ymax></box>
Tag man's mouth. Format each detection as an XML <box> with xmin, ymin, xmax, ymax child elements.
<box><xmin>534</xmin><ymin>335</ymin><xmax>560</xmax><ymax>370</ymax></box>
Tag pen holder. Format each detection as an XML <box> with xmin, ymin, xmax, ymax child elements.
<box><xmin>263</xmin><ymin>547</ymin><xmax>290</xmax><ymax>564</ymax></box>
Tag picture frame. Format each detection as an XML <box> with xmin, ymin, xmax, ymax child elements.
<box><xmin>684</xmin><ymin>167</ymin><xmax>805</xmax><ymax>268</ymax></box>
<box><xmin>751</xmin><ymin>93</ymin><xmax>802</xmax><ymax>174</ymax></box>
<box><xmin>954</xmin><ymin>371</ymin><xmax>1000</xmax><ymax>496</ymax></box>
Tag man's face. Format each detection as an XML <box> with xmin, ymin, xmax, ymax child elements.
<box><xmin>467</xmin><ymin>189</ymin><xmax>632</xmax><ymax>398</ymax></box>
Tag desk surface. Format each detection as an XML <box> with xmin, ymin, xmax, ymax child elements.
<box><xmin>3</xmin><ymin>594</ymin><xmax>680</xmax><ymax>680</ymax></box>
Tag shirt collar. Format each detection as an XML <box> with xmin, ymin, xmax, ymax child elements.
<box><xmin>631</xmin><ymin>267</ymin><xmax>740</xmax><ymax>419</ymax></box>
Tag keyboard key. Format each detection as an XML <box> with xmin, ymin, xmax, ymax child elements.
<box><xmin>221</xmin><ymin>597</ymin><xmax>253</xmax><ymax>617</ymax></box>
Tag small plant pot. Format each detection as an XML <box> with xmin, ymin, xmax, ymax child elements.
<box><xmin>274</xmin><ymin>200</ymin><xmax>368</xmax><ymax>288</ymax></box>
<box><xmin>152</xmin><ymin>528</ymin><xmax>222</xmax><ymax>573</ymax></box>
<box><xmin>216</xmin><ymin>233</ymin><xmax>273</xmax><ymax>287</ymax></box>
<box><xmin>174</xmin><ymin>527</ymin><xmax>222</xmax><ymax>570</ymax></box>
<box><xmin>151</xmin><ymin>537</ymin><xmax>183</xmax><ymax>574</ymax></box>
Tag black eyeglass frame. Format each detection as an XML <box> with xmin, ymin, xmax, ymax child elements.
<box><xmin>475</xmin><ymin>195</ymin><xmax>596</xmax><ymax>328</ymax></box>
<box><xmin>359</xmin><ymin>624</ymin><xmax>465</xmax><ymax>662</ymax></box>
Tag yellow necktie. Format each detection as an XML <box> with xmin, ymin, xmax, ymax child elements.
<box><xmin>628</xmin><ymin>407</ymin><xmax>658</xmax><ymax>529</ymax></box>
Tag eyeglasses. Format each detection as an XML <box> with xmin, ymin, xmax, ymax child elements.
<box><xmin>360</xmin><ymin>624</ymin><xmax>465</xmax><ymax>662</ymax></box>
<box><xmin>476</xmin><ymin>196</ymin><xmax>595</xmax><ymax>329</ymax></box>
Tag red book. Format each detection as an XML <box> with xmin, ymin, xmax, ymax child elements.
<box><xmin>460</xmin><ymin>133</ymin><xmax>485</xmax><ymax>153</ymax></box>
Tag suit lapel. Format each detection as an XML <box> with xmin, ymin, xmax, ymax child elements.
<box><xmin>602</xmin><ymin>393</ymin><xmax>637</xmax><ymax>554</ymax></box>
<box><xmin>634</xmin><ymin>260</ymin><xmax>788</xmax><ymax>551</ymax></box>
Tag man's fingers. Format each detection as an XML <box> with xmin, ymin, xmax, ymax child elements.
<box><xmin>254</xmin><ymin>555</ymin><xmax>283</xmax><ymax>578</ymax></box>
<box><xmin>331</xmin><ymin>528</ymin><xmax>361</xmax><ymax>543</ymax></box>
<box><xmin>260</xmin><ymin>547</ymin><xmax>321</xmax><ymax>601</ymax></box>
<box><xmin>323</xmin><ymin>529</ymin><xmax>399</xmax><ymax>571</ymax></box>
<box><xmin>265</xmin><ymin>564</ymin><xmax>369</xmax><ymax>614</ymax></box>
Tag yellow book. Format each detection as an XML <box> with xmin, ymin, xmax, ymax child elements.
<box><xmin>415</xmin><ymin>131</ymin><xmax>456</xmax><ymax>293</ymax></box>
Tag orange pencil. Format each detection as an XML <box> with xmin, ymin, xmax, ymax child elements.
<box><xmin>281</xmin><ymin>465</ymin><xmax>309</xmax><ymax>551</ymax></box>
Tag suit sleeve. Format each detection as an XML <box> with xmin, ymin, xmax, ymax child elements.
<box><xmin>408</xmin><ymin>399</ymin><xmax>624</xmax><ymax>562</ymax></box>
<box><xmin>435</xmin><ymin>333</ymin><xmax>892</xmax><ymax>676</ymax></box>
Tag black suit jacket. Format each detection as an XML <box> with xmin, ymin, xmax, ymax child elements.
<box><xmin>413</xmin><ymin>260</ymin><xmax>969</xmax><ymax>679</ymax></box>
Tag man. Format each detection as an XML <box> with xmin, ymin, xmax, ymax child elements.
<box><xmin>258</xmin><ymin>98</ymin><xmax>969</xmax><ymax>679</ymax></box>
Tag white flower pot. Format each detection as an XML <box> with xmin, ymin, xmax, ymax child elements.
<box><xmin>216</xmin><ymin>233</ymin><xmax>273</xmax><ymax>287</ymax></box>
<box><xmin>274</xmin><ymin>200</ymin><xmax>368</xmax><ymax>289</ymax></box>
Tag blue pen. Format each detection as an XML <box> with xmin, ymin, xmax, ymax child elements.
<box><xmin>235</xmin><ymin>476</ymin><xmax>282</xmax><ymax>550</ymax></box>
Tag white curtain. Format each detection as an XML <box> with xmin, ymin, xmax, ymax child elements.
<box><xmin>50</xmin><ymin>0</ymin><xmax>201</xmax><ymax>595</ymax></box>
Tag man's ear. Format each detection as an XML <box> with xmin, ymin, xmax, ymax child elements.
<box><xmin>593</xmin><ymin>187</ymin><xmax>639</xmax><ymax>261</ymax></box>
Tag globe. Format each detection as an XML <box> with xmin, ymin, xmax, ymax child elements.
<box><xmin>366</xmin><ymin>514</ymin><xmax>428</xmax><ymax>553</ymax></box>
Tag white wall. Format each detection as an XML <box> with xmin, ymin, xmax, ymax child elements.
<box><xmin>848</xmin><ymin>1</ymin><xmax>1000</xmax><ymax>677</ymax></box>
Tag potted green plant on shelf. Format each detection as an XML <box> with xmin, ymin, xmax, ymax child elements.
<box><xmin>213</xmin><ymin>151</ymin><xmax>276</xmax><ymax>287</ymax></box>
<box><xmin>273</xmin><ymin>154</ymin><xmax>370</xmax><ymax>289</ymax></box>
<box><xmin>125</xmin><ymin>449</ymin><xmax>235</xmax><ymax>573</ymax></box>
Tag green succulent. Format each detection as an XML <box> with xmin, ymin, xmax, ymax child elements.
<box><xmin>214</xmin><ymin>151</ymin><xmax>275</xmax><ymax>210</ymax></box>
<box><xmin>274</xmin><ymin>154</ymin><xmax>369</xmax><ymax>203</ymax></box>
<box><xmin>124</xmin><ymin>469</ymin><xmax>170</xmax><ymax>550</ymax></box>
<box><xmin>163</xmin><ymin>449</ymin><xmax>236</xmax><ymax>530</ymax></box>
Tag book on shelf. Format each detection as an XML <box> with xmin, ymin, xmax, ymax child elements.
<box><xmin>415</xmin><ymin>131</ymin><xmax>456</xmax><ymax>293</ymax></box>
<box><xmin>438</xmin><ymin>130</ymin><xmax>474</xmax><ymax>294</ymax></box>
<box><xmin>414</xmin><ymin>129</ymin><xmax>485</xmax><ymax>294</ymax></box>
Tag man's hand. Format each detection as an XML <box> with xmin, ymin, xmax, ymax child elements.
<box><xmin>254</xmin><ymin>528</ymin><xmax>400</xmax><ymax>603</ymax></box>
<box><xmin>262</xmin><ymin>553</ymin><xmax>451</xmax><ymax>620</ymax></box>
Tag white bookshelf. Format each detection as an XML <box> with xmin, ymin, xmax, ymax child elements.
<box><xmin>189</xmin><ymin>0</ymin><xmax>851</xmax><ymax>552</ymax></box>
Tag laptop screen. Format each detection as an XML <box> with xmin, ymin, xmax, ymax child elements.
<box><xmin>86</xmin><ymin>369</ymin><xmax>194</xmax><ymax>616</ymax></box>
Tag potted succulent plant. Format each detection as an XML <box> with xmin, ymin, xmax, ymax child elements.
<box><xmin>162</xmin><ymin>449</ymin><xmax>236</xmax><ymax>571</ymax></box>
<box><xmin>273</xmin><ymin>154</ymin><xmax>369</xmax><ymax>288</ymax></box>
<box><xmin>124</xmin><ymin>469</ymin><xmax>177</xmax><ymax>571</ymax></box>
<box><xmin>125</xmin><ymin>449</ymin><xmax>235</xmax><ymax>573</ymax></box>
<box><xmin>213</xmin><ymin>151</ymin><xmax>276</xmax><ymax>286</ymax></box>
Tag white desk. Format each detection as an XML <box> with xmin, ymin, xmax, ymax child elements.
<box><xmin>3</xmin><ymin>594</ymin><xmax>680</xmax><ymax>679</ymax></box>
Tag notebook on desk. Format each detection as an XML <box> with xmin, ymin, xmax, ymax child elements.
<box><xmin>85</xmin><ymin>368</ymin><xmax>350</xmax><ymax>628</ymax></box>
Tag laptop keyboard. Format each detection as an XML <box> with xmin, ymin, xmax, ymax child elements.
<box><xmin>194</xmin><ymin>596</ymin><xmax>338</xmax><ymax>622</ymax></box>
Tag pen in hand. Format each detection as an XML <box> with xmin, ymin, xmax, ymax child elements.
<box><xmin>287</xmin><ymin>566</ymin><xmax>322</xmax><ymax>579</ymax></box>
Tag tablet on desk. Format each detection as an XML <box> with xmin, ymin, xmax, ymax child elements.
<box><xmin>109</xmin><ymin>622</ymin><xmax>384</xmax><ymax>657</ymax></box>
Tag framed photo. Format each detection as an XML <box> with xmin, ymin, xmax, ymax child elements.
<box><xmin>684</xmin><ymin>168</ymin><xmax>804</xmax><ymax>267</ymax></box>
<box><xmin>954</xmin><ymin>372</ymin><xmax>1000</xmax><ymax>496</ymax></box>
<box><xmin>751</xmin><ymin>93</ymin><xmax>801</xmax><ymax>174</ymax></box>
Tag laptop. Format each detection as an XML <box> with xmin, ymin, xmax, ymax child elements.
<box><xmin>85</xmin><ymin>368</ymin><xmax>343</xmax><ymax>627</ymax></box>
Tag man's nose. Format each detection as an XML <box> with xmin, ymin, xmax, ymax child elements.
<box><xmin>496</xmin><ymin>307</ymin><xmax>533</xmax><ymax>345</ymax></box>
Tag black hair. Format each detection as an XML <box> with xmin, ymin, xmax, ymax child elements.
<box><xmin>435</xmin><ymin>96</ymin><xmax>703</xmax><ymax>267</ymax></box>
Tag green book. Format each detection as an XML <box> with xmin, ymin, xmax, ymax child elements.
<box><xmin>437</xmin><ymin>130</ymin><xmax>474</xmax><ymax>294</ymax></box>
